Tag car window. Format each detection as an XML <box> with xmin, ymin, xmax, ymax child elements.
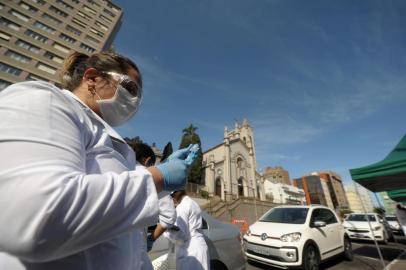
<box><xmin>346</xmin><ymin>214</ymin><xmax>376</xmax><ymax>222</ymax></box>
<box><xmin>386</xmin><ymin>216</ymin><xmax>398</xmax><ymax>221</ymax></box>
<box><xmin>259</xmin><ymin>208</ymin><xmax>309</xmax><ymax>224</ymax></box>
<box><xmin>311</xmin><ymin>208</ymin><xmax>338</xmax><ymax>225</ymax></box>
<box><xmin>201</xmin><ymin>217</ymin><xmax>208</xmax><ymax>229</ymax></box>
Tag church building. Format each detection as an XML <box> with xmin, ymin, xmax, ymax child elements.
<box><xmin>202</xmin><ymin>119</ymin><xmax>265</xmax><ymax>201</ymax></box>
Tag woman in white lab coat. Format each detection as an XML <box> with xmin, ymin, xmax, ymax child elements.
<box><xmin>0</xmin><ymin>52</ymin><xmax>193</xmax><ymax>270</ymax></box>
<box><xmin>165</xmin><ymin>191</ymin><xmax>210</xmax><ymax>270</ymax></box>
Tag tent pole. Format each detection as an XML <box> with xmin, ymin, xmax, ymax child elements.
<box><xmin>353</xmin><ymin>182</ymin><xmax>387</xmax><ymax>270</ymax></box>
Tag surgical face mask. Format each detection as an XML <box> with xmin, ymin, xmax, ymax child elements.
<box><xmin>96</xmin><ymin>72</ymin><xmax>142</xmax><ymax>127</ymax></box>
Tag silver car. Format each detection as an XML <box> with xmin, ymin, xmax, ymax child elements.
<box><xmin>149</xmin><ymin>211</ymin><xmax>246</xmax><ymax>270</ymax></box>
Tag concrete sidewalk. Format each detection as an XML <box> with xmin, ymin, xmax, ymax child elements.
<box><xmin>387</xmin><ymin>251</ymin><xmax>406</xmax><ymax>270</ymax></box>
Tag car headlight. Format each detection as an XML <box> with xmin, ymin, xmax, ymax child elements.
<box><xmin>246</xmin><ymin>229</ymin><xmax>251</xmax><ymax>236</ymax></box>
<box><xmin>373</xmin><ymin>226</ymin><xmax>381</xmax><ymax>231</ymax></box>
<box><xmin>280</xmin><ymin>232</ymin><xmax>301</xmax><ymax>242</ymax></box>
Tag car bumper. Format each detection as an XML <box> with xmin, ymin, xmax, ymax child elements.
<box><xmin>243</xmin><ymin>239</ymin><xmax>301</xmax><ymax>268</ymax></box>
<box><xmin>345</xmin><ymin>229</ymin><xmax>385</xmax><ymax>241</ymax></box>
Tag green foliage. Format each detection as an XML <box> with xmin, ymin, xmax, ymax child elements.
<box><xmin>373</xmin><ymin>207</ymin><xmax>386</xmax><ymax>215</ymax></box>
<box><xmin>200</xmin><ymin>189</ymin><xmax>209</xmax><ymax>199</ymax></box>
<box><xmin>179</xmin><ymin>124</ymin><xmax>203</xmax><ymax>185</ymax></box>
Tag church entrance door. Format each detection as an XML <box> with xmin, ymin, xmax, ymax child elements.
<box><xmin>215</xmin><ymin>177</ymin><xmax>222</xmax><ymax>197</ymax></box>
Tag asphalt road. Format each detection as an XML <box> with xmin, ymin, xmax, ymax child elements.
<box><xmin>246</xmin><ymin>235</ymin><xmax>406</xmax><ymax>270</ymax></box>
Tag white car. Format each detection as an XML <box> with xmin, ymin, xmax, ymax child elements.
<box><xmin>385</xmin><ymin>215</ymin><xmax>403</xmax><ymax>235</ymax></box>
<box><xmin>149</xmin><ymin>211</ymin><xmax>246</xmax><ymax>270</ymax></box>
<box><xmin>243</xmin><ymin>205</ymin><xmax>352</xmax><ymax>270</ymax></box>
<box><xmin>343</xmin><ymin>213</ymin><xmax>394</xmax><ymax>244</ymax></box>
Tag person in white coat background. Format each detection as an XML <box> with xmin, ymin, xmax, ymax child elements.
<box><xmin>0</xmin><ymin>52</ymin><xmax>195</xmax><ymax>270</ymax></box>
<box><xmin>165</xmin><ymin>190</ymin><xmax>210</xmax><ymax>270</ymax></box>
<box><xmin>129</xmin><ymin>142</ymin><xmax>177</xmax><ymax>270</ymax></box>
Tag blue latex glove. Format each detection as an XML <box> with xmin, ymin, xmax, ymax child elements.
<box><xmin>156</xmin><ymin>145</ymin><xmax>200</xmax><ymax>191</ymax></box>
<box><xmin>146</xmin><ymin>233</ymin><xmax>154</xmax><ymax>252</ymax></box>
<box><xmin>156</xmin><ymin>158</ymin><xmax>189</xmax><ymax>191</ymax></box>
<box><xmin>167</xmin><ymin>144</ymin><xmax>192</xmax><ymax>161</ymax></box>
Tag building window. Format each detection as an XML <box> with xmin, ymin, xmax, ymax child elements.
<box><xmin>53</xmin><ymin>43</ymin><xmax>70</xmax><ymax>54</ymax></box>
<box><xmin>107</xmin><ymin>2</ymin><xmax>120</xmax><ymax>13</ymax></box>
<box><xmin>25</xmin><ymin>29</ymin><xmax>48</xmax><ymax>43</ymax></box>
<box><xmin>0</xmin><ymin>31</ymin><xmax>11</xmax><ymax>41</ymax></box>
<box><xmin>0</xmin><ymin>3</ymin><xmax>3</xmax><ymax>9</ymax></box>
<box><xmin>95</xmin><ymin>21</ymin><xmax>108</xmax><ymax>31</ymax></box>
<box><xmin>59</xmin><ymin>33</ymin><xmax>76</xmax><ymax>43</ymax></box>
<box><xmin>55</xmin><ymin>0</ymin><xmax>73</xmax><ymax>10</ymax></box>
<box><xmin>80</xmin><ymin>43</ymin><xmax>95</xmax><ymax>53</ymax></box>
<box><xmin>0</xmin><ymin>79</ymin><xmax>12</xmax><ymax>91</ymax></box>
<box><xmin>66</xmin><ymin>25</ymin><xmax>82</xmax><ymax>36</ymax></box>
<box><xmin>0</xmin><ymin>62</ymin><xmax>23</xmax><ymax>76</ymax></box>
<box><xmin>34</xmin><ymin>21</ymin><xmax>56</xmax><ymax>34</ymax></box>
<box><xmin>77</xmin><ymin>11</ymin><xmax>92</xmax><ymax>21</ymax></box>
<box><xmin>19</xmin><ymin>1</ymin><xmax>38</xmax><ymax>13</ymax></box>
<box><xmin>49</xmin><ymin>5</ymin><xmax>68</xmax><ymax>18</ymax></box>
<box><xmin>90</xmin><ymin>27</ymin><xmax>104</xmax><ymax>38</ymax></box>
<box><xmin>37</xmin><ymin>63</ymin><xmax>57</xmax><ymax>74</ymax></box>
<box><xmin>26</xmin><ymin>74</ymin><xmax>47</xmax><ymax>81</ymax></box>
<box><xmin>99</xmin><ymin>14</ymin><xmax>112</xmax><ymax>23</ymax></box>
<box><xmin>15</xmin><ymin>39</ymin><xmax>40</xmax><ymax>53</ymax></box>
<box><xmin>103</xmin><ymin>8</ymin><xmax>115</xmax><ymax>17</ymax></box>
<box><xmin>85</xmin><ymin>35</ymin><xmax>99</xmax><ymax>45</ymax></box>
<box><xmin>72</xmin><ymin>18</ymin><xmax>87</xmax><ymax>29</ymax></box>
<box><xmin>70</xmin><ymin>0</ymin><xmax>80</xmax><ymax>4</ymax></box>
<box><xmin>9</xmin><ymin>9</ymin><xmax>30</xmax><ymax>22</ymax></box>
<box><xmin>29</xmin><ymin>0</ymin><xmax>46</xmax><ymax>5</ymax></box>
<box><xmin>83</xmin><ymin>6</ymin><xmax>97</xmax><ymax>16</ymax></box>
<box><xmin>5</xmin><ymin>50</ymin><xmax>32</xmax><ymax>63</ymax></box>
<box><xmin>42</xmin><ymin>13</ymin><xmax>62</xmax><ymax>25</ymax></box>
<box><xmin>87</xmin><ymin>0</ymin><xmax>100</xmax><ymax>8</ymax></box>
<box><xmin>44</xmin><ymin>52</ymin><xmax>64</xmax><ymax>63</ymax></box>
<box><xmin>0</xmin><ymin>18</ymin><xmax>21</xmax><ymax>31</ymax></box>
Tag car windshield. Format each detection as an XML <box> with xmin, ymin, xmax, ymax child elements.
<box><xmin>259</xmin><ymin>208</ymin><xmax>309</xmax><ymax>224</ymax></box>
<box><xmin>385</xmin><ymin>216</ymin><xmax>397</xmax><ymax>221</ymax></box>
<box><xmin>347</xmin><ymin>214</ymin><xmax>376</xmax><ymax>222</ymax></box>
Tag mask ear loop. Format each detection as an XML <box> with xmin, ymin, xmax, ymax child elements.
<box><xmin>88</xmin><ymin>85</ymin><xmax>102</xmax><ymax>101</ymax></box>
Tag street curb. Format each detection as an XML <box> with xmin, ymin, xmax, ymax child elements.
<box><xmin>386</xmin><ymin>250</ymin><xmax>406</xmax><ymax>270</ymax></box>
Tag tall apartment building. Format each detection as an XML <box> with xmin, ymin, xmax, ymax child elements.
<box><xmin>315</xmin><ymin>171</ymin><xmax>349</xmax><ymax>210</ymax></box>
<box><xmin>378</xmin><ymin>192</ymin><xmax>397</xmax><ymax>215</ymax></box>
<box><xmin>293</xmin><ymin>175</ymin><xmax>334</xmax><ymax>209</ymax></box>
<box><xmin>344</xmin><ymin>183</ymin><xmax>374</xmax><ymax>213</ymax></box>
<box><xmin>262</xmin><ymin>166</ymin><xmax>291</xmax><ymax>185</ymax></box>
<box><xmin>0</xmin><ymin>0</ymin><xmax>123</xmax><ymax>90</ymax></box>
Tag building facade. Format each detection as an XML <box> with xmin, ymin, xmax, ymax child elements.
<box><xmin>344</xmin><ymin>183</ymin><xmax>374</xmax><ymax>213</ymax></box>
<box><xmin>378</xmin><ymin>192</ymin><xmax>397</xmax><ymax>215</ymax></box>
<box><xmin>262</xmin><ymin>166</ymin><xmax>291</xmax><ymax>185</ymax></box>
<box><xmin>1</xmin><ymin>0</ymin><xmax>122</xmax><ymax>89</ymax></box>
<box><xmin>263</xmin><ymin>181</ymin><xmax>306</xmax><ymax>205</ymax></box>
<box><xmin>314</xmin><ymin>171</ymin><xmax>349</xmax><ymax>210</ymax></box>
<box><xmin>293</xmin><ymin>175</ymin><xmax>334</xmax><ymax>209</ymax></box>
<box><xmin>202</xmin><ymin>119</ymin><xmax>264</xmax><ymax>201</ymax></box>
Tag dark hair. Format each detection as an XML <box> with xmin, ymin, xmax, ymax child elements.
<box><xmin>60</xmin><ymin>52</ymin><xmax>142</xmax><ymax>91</ymax></box>
<box><xmin>128</xmin><ymin>142</ymin><xmax>156</xmax><ymax>166</ymax></box>
<box><xmin>170</xmin><ymin>190</ymin><xmax>187</xmax><ymax>197</ymax></box>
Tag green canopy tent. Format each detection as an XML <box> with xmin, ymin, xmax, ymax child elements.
<box><xmin>349</xmin><ymin>134</ymin><xmax>406</xmax><ymax>203</ymax></box>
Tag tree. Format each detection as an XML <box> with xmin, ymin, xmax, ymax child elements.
<box><xmin>179</xmin><ymin>124</ymin><xmax>203</xmax><ymax>185</ymax></box>
<box><xmin>373</xmin><ymin>207</ymin><xmax>386</xmax><ymax>215</ymax></box>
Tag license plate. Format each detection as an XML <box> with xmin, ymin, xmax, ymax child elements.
<box><xmin>354</xmin><ymin>233</ymin><xmax>365</xmax><ymax>237</ymax></box>
<box><xmin>248</xmin><ymin>244</ymin><xmax>272</xmax><ymax>256</ymax></box>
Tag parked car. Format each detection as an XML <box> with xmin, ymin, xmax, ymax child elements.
<box><xmin>149</xmin><ymin>211</ymin><xmax>246</xmax><ymax>270</ymax></box>
<box><xmin>343</xmin><ymin>213</ymin><xmax>394</xmax><ymax>244</ymax></box>
<box><xmin>243</xmin><ymin>205</ymin><xmax>352</xmax><ymax>270</ymax></box>
<box><xmin>385</xmin><ymin>215</ymin><xmax>403</xmax><ymax>235</ymax></box>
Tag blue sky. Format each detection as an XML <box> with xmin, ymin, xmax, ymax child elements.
<box><xmin>114</xmin><ymin>0</ymin><xmax>406</xmax><ymax>186</ymax></box>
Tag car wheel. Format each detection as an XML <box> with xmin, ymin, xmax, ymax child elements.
<box><xmin>303</xmin><ymin>244</ymin><xmax>320</xmax><ymax>270</ymax></box>
<box><xmin>343</xmin><ymin>237</ymin><xmax>353</xmax><ymax>261</ymax></box>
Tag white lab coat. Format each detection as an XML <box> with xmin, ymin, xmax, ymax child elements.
<box><xmin>139</xmin><ymin>193</ymin><xmax>177</xmax><ymax>270</ymax></box>
<box><xmin>0</xmin><ymin>81</ymin><xmax>159</xmax><ymax>270</ymax></box>
<box><xmin>165</xmin><ymin>196</ymin><xmax>209</xmax><ymax>270</ymax></box>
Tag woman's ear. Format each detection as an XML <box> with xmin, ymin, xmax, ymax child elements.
<box><xmin>83</xmin><ymin>68</ymin><xmax>99</xmax><ymax>86</ymax></box>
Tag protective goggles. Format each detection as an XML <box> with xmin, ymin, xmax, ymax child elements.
<box><xmin>104</xmin><ymin>71</ymin><xmax>142</xmax><ymax>99</ymax></box>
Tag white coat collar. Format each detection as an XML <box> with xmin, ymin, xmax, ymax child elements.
<box><xmin>62</xmin><ymin>89</ymin><xmax>126</xmax><ymax>143</ymax></box>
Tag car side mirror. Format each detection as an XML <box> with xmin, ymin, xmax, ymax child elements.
<box><xmin>379</xmin><ymin>219</ymin><xmax>383</xmax><ymax>223</ymax></box>
<box><xmin>313</xmin><ymin>221</ymin><xmax>326</xmax><ymax>227</ymax></box>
